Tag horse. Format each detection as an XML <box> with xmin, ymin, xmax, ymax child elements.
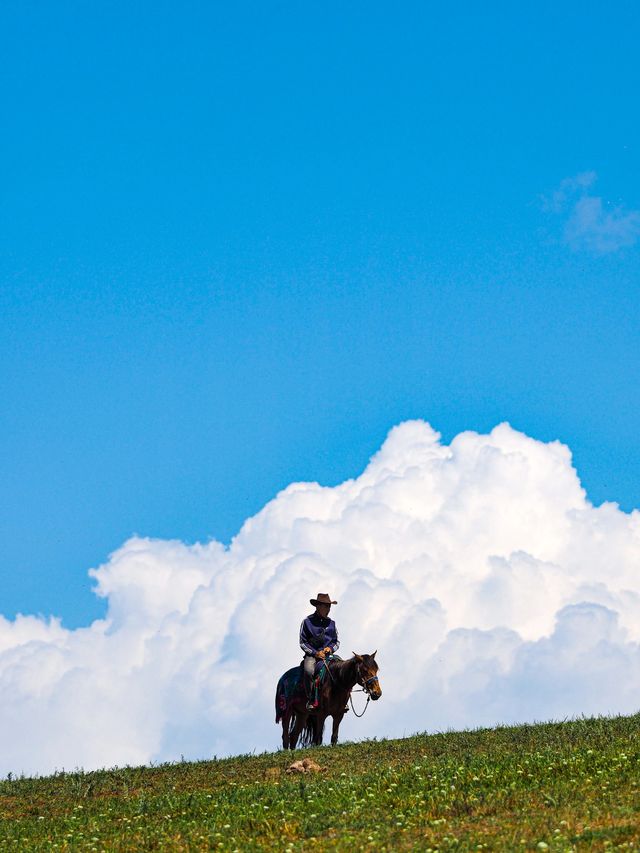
<box><xmin>275</xmin><ymin>652</ymin><xmax>381</xmax><ymax>749</ymax></box>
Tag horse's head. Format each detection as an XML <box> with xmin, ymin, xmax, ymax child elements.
<box><xmin>352</xmin><ymin>651</ymin><xmax>382</xmax><ymax>700</ymax></box>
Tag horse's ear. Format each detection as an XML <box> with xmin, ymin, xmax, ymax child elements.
<box><xmin>352</xmin><ymin>652</ymin><xmax>363</xmax><ymax>661</ymax></box>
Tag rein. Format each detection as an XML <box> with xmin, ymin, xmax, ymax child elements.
<box><xmin>349</xmin><ymin>691</ymin><xmax>370</xmax><ymax>717</ymax></box>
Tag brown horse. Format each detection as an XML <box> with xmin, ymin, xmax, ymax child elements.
<box><xmin>275</xmin><ymin>652</ymin><xmax>381</xmax><ymax>749</ymax></box>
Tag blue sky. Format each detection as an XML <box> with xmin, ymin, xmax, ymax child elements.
<box><xmin>1</xmin><ymin>1</ymin><xmax>639</xmax><ymax>627</ymax></box>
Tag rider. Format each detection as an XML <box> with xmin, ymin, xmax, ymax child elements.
<box><xmin>300</xmin><ymin>593</ymin><xmax>340</xmax><ymax>710</ymax></box>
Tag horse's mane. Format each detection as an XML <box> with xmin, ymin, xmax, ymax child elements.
<box><xmin>327</xmin><ymin>655</ymin><xmax>357</xmax><ymax>687</ymax></box>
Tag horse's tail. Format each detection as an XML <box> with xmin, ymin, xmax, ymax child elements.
<box><xmin>295</xmin><ymin>714</ymin><xmax>324</xmax><ymax>748</ymax></box>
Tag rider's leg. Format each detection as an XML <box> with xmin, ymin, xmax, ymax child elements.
<box><xmin>303</xmin><ymin>655</ymin><xmax>316</xmax><ymax>698</ymax></box>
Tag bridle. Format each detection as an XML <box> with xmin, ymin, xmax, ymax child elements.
<box><xmin>350</xmin><ymin>661</ymin><xmax>379</xmax><ymax>717</ymax></box>
<box><xmin>356</xmin><ymin>663</ymin><xmax>379</xmax><ymax>696</ymax></box>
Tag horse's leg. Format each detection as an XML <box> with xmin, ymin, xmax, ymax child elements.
<box><xmin>314</xmin><ymin>713</ymin><xmax>327</xmax><ymax>746</ymax></box>
<box><xmin>331</xmin><ymin>712</ymin><xmax>345</xmax><ymax>746</ymax></box>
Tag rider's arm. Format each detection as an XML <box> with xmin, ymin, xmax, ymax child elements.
<box><xmin>326</xmin><ymin>621</ymin><xmax>339</xmax><ymax>654</ymax></box>
<box><xmin>299</xmin><ymin>620</ymin><xmax>317</xmax><ymax>656</ymax></box>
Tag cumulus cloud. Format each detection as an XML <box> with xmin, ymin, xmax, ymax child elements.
<box><xmin>2</xmin><ymin>421</ymin><xmax>640</xmax><ymax>776</ymax></box>
<box><xmin>544</xmin><ymin>171</ymin><xmax>640</xmax><ymax>254</ymax></box>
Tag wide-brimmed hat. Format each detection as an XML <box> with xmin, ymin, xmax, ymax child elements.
<box><xmin>310</xmin><ymin>592</ymin><xmax>337</xmax><ymax>607</ymax></box>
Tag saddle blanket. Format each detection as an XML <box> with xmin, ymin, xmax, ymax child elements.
<box><xmin>274</xmin><ymin>656</ymin><xmax>342</xmax><ymax>722</ymax></box>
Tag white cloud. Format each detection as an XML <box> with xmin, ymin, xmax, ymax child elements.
<box><xmin>545</xmin><ymin>172</ymin><xmax>640</xmax><ymax>254</ymax></box>
<box><xmin>2</xmin><ymin>420</ymin><xmax>640</xmax><ymax>776</ymax></box>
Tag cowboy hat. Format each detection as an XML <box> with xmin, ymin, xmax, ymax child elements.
<box><xmin>310</xmin><ymin>592</ymin><xmax>337</xmax><ymax>606</ymax></box>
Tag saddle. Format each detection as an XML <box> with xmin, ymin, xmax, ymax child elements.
<box><xmin>299</xmin><ymin>653</ymin><xmax>343</xmax><ymax>677</ymax></box>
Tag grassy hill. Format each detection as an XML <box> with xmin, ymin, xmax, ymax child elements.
<box><xmin>1</xmin><ymin>714</ymin><xmax>639</xmax><ymax>850</ymax></box>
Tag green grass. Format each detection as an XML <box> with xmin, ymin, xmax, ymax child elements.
<box><xmin>1</xmin><ymin>714</ymin><xmax>640</xmax><ymax>850</ymax></box>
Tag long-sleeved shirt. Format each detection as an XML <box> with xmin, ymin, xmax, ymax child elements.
<box><xmin>299</xmin><ymin>613</ymin><xmax>340</xmax><ymax>657</ymax></box>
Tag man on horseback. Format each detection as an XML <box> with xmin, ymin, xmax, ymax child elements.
<box><xmin>300</xmin><ymin>593</ymin><xmax>339</xmax><ymax>711</ymax></box>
